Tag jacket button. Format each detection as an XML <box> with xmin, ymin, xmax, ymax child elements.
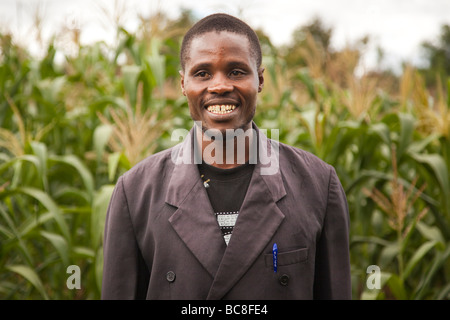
<box><xmin>279</xmin><ymin>274</ymin><xmax>289</xmax><ymax>286</ymax></box>
<box><xmin>166</xmin><ymin>271</ymin><xmax>176</xmax><ymax>283</ymax></box>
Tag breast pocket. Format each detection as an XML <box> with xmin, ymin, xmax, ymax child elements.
<box><xmin>264</xmin><ymin>247</ymin><xmax>308</xmax><ymax>271</ymax></box>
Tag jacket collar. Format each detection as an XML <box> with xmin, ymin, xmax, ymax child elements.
<box><xmin>166</xmin><ymin>122</ymin><xmax>286</xmax><ymax>299</ymax></box>
<box><xmin>165</xmin><ymin>122</ymin><xmax>285</xmax><ymax>206</ymax></box>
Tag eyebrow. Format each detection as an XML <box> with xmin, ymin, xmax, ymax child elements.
<box><xmin>189</xmin><ymin>60</ymin><xmax>252</xmax><ymax>73</ymax></box>
<box><xmin>189</xmin><ymin>62</ymin><xmax>212</xmax><ymax>72</ymax></box>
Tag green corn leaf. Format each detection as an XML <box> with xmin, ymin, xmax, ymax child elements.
<box><xmin>72</xmin><ymin>246</ymin><xmax>95</xmax><ymax>259</ymax></box>
<box><xmin>30</xmin><ymin>141</ymin><xmax>49</xmax><ymax>191</ymax></box>
<box><xmin>35</xmin><ymin>76</ymin><xmax>65</xmax><ymax>105</ymax></box>
<box><xmin>415</xmin><ymin>221</ymin><xmax>445</xmax><ymax>246</ymax></box>
<box><xmin>6</xmin><ymin>265</ymin><xmax>49</xmax><ymax>300</ymax></box>
<box><xmin>107</xmin><ymin>152</ymin><xmax>121</xmax><ymax>182</ymax></box>
<box><xmin>296</xmin><ymin>69</ymin><xmax>316</xmax><ymax>100</ymax></box>
<box><xmin>95</xmin><ymin>246</ymin><xmax>104</xmax><ymax>293</ymax></box>
<box><xmin>53</xmin><ymin>186</ymin><xmax>90</xmax><ymax>204</ymax></box>
<box><xmin>91</xmin><ymin>184</ymin><xmax>115</xmax><ymax>250</ymax></box>
<box><xmin>15</xmin><ymin>187</ymin><xmax>71</xmax><ymax>243</ymax></box>
<box><xmin>0</xmin><ymin>155</ymin><xmax>39</xmax><ymax>184</ymax></box>
<box><xmin>368</xmin><ymin>122</ymin><xmax>390</xmax><ymax>145</ymax></box>
<box><xmin>17</xmin><ymin>211</ymin><xmax>53</xmax><ymax>238</ymax></box>
<box><xmin>49</xmin><ymin>155</ymin><xmax>95</xmax><ymax>203</ymax></box>
<box><xmin>122</xmin><ymin>65</ymin><xmax>142</xmax><ymax>107</ymax></box>
<box><xmin>147</xmin><ymin>38</ymin><xmax>166</xmax><ymax>93</ymax></box>
<box><xmin>407</xmin><ymin>133</ymin><xmax>440</xmax><ymax>154</ymax></box>
<box><xmin>409</xmin><ymin>152</ymin><xmax>449</xmax><ymax>206</ymax></box>
<box><xmin>93</xmin><ymin>124</ymin><xmax>113</xmax><ymax>163</ymax></box>
<box><xmin>386</xmin><ymin>273</ymin><xmax>407</xmax><ymax>299</ymax></box>
<box><xmin>403</xmin><ymin>240</ymin><xmax>437</xmax><ymax>280</ymax></box>
<box><xmin>414</xmin><ymin>245</ymin><xmax>450</xmax><ymax>299</ymax></box>
<box><xmin>379</xmin><ymin>242</ymin><xmax>399</xmax><ymax>268</ymax></box>
<box><xmin>0</xmin><ymin>205</ymin><xmax>34</xmax><ymax>265</ymax></box>
<box><xmin>436</xmin><ymin>282</ymin><xmax>450</xmax><ymax>300</ymax></box>
<box><xmin>397</xmin><ymin>113</ymin><xmax>415</xmax><ymax>158</ymax></box>
<box><xmin>0</xmin><ymin>224</ymin><xmax>13</xmax><ymax>239</ymax></box>
<box><xmin>88</xmin><ymin>96</ymin><xmax>128</xmax><ymax>113</ymax></box>
<box><xmin>40</xmin><ymin>230</ymin><xmax>70</xmax><ymax>266</ymax></box>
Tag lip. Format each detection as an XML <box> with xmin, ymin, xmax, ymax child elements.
<box><xmin>204</xmin><ymin>99</ymin><xmax>240</xmax><ymax>109</ymax></box>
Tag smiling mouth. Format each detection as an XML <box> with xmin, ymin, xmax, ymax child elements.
<box><xmin>206</xmin><ymin>104</ymin><xmax>237</xmax><ymax>115</ymax></box>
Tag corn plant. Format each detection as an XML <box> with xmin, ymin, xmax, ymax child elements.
<box><xmin>1</xmin><ymin>13</ymin><xmax>449</xmax><ymax>300</ymax></box>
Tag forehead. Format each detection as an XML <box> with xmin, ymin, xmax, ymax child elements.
<box><xmin>185</xmin><ymin>31</ymin><xmax>254</xmax><ymax>68</ymax></box>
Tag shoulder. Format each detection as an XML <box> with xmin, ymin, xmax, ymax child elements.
<box><xmin>275</xmin><ymin>141</ymin><xmax>340</xmax><ymax>195</ymax></box>
<box><xmin>278</xmin><ymin>141</ymin><xmax>333</xmax><ymax>176</ymax></box>
<box><xmin>111</xmin><ymin>145</ymin><xmax>182</xmax><ymax>216</ymax></box>
<box><xmin>120</xmin><ymin>145</ymin><xmax>178</xmax><ymax>188</ymax></box>
<box><xmin>276</xmin><ymin>142</ymin><xmax>347</xmax><ymax>214</ymax></box>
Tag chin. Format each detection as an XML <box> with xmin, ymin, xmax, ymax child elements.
<box><xmin>204</xmin><ymin>121</ymin><xmax>252</xmax><ymax>134</ymax></box>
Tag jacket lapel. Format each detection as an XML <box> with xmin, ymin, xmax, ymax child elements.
<box><xmin>206</xmin><ymin>130</ymin><xmax>286</xmax><ymax>300</ymax></box>
<box><xmin>166</xmin><ymin>129</ymin><xmax>226</xmax><ymax>278</ymax></box>
<box><xmin>166</xmin><ymin>124</ymin><xmax>287</xmax><ymax>299</ymax></box>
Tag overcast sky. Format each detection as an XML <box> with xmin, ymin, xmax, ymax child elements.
<box><xmin>1</xmin><ymin>0</ymin><xmax>449</xmax><ymax>72</ymax></box>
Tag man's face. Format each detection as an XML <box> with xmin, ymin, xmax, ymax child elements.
<box><xmin>180</xmin><ymin>31</ymin><xmax>264</xmax><ymax>134</ymax></box>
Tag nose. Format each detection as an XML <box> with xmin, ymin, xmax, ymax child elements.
<box><xmin>207</xmin><ymin>74</ymin><xmax>233</xmax><ymax>95</ymax></box>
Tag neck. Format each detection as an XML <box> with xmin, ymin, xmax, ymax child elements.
<box><xmin>196</xmin><ymin>123</ymin><xmax>254</xmax><ymax>169</ymax></box>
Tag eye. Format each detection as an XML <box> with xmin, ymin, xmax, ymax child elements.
<box><xmin>194</xmin><ymin>71</ymin><xmax>210</xmax><ymax>78</ymax></box>
<box><xmin>230</xmin><ymin>70</ymin><xmax>245</xmax><ymax>77</ymax></box>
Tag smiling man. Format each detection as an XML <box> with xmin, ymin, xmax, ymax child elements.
<box><xmin>102</xmin><ymin>13</ymin><xmax>351</xmax><ymax>300</ymax></box>
<box><xmin>180</xmin><ymin>17</ymin><xmax>265</xmax><ymax>169</ymax></box>
<box><xmin>180</xmin><ymin>26</ymin><xmax>263</xmax><ymax>135</ymax></box>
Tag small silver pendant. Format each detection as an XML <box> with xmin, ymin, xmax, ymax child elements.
<box><xmin>201</xmin><ymin>175</ymin><xmax>210</xmax><ymax>188</ymax></box>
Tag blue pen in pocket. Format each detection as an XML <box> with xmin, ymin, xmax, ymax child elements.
<box><xmin>272</xmin><ymin>243</ymin><xmax>278</xmax><ymax>273</ymax></box>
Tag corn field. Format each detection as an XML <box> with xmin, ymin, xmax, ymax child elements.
<box><xmin>0</xmin><ymin>12</ymin><xmax>449</xmax><ymax>300</ymax></box>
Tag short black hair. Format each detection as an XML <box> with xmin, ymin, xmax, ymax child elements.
<box><xmin>180</xmin><ymin>13</ymin><xmax>262</xmax><ymax>71</ymax></box>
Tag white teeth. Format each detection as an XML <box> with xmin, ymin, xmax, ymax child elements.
<box><xmin>206</xmin><ymin>105</ymin><xmax>237</xmax><ymax>114</ymax></box>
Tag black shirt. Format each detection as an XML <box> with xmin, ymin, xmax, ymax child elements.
<box><xmin>198</xmin><ymin>161</ymin><xmax>254</xmax><ymax>245</ymax></box>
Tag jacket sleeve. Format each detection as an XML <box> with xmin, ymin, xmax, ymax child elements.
<box><xmin>313</xmin><ymin>167</ymin><xmax>352</xmax><ymax>299</ymax></box>
<box><xmin>101</xmin><ymin>176</ymin><xmax>149</xmax><ymax>299</ymax></box>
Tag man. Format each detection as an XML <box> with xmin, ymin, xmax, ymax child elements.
<box><xmin>102</xmin><ymin>13</ymin><xmax>351</xmax><ymax>300</ymax></box>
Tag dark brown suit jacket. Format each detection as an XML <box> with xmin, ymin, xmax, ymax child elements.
<box><xmin>101</xmin><ymin>124</ymin><xmax>351</xmax><ymax>300</ymax></box>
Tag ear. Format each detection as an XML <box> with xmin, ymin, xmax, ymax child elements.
<box><xmin>258</xmin><ymin>67</ymin><xmax>265</xmax><ymax>93</ymax></box>
<box><xmin>179</xmin><ymin>70</ymin><xmax>186</xmax><ymax>96</ymax></box>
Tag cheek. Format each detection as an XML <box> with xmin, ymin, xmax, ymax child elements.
<box><xmin>238</xmin><ymin>83</ymin><xmax>259</xmax><ymax>105</ymax></box>
<box><xmin>184</xmin><ymin>86</ymin><xmax>198</xmax><ymax>104</ymax></box>
<box><xmin>186</xmin><ymin>96</ymin><xmax>201</xmax><ymax>114</ymax></box>
<box><xmin>184</xmin><ymin>87</ymin><xmax>203</xmax><ymax>118</ymax></box>
<box><xmin>184</xmin><ymin>82</ymin><xmax>202</xmax><ymax>103</ymax></box>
